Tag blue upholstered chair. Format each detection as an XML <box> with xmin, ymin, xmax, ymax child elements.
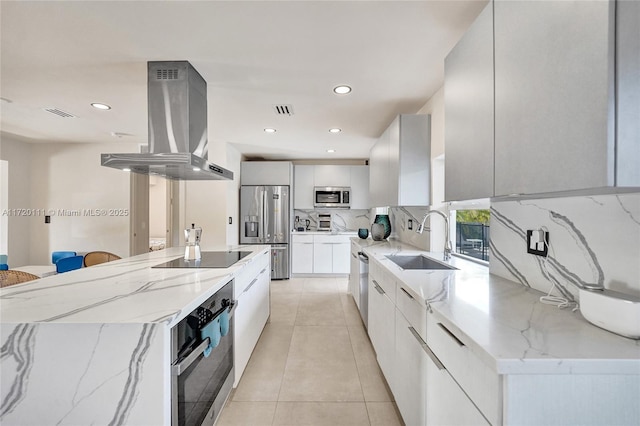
<box><xmin>52</xmin><ymin>251</ymin><xmax>77</xmax><ymax>265</ymax></box>
<box><xmin>55</xmin><ymin>255</ymin><xmax>83</xmax><ymax>273</ymax></box>
<box><xmin>0</xmin><ymin>264</ymin><xmax>8</xmax><ymax>271</ymax></box>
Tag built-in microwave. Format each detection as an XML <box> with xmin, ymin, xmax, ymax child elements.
<box><xmin>314</xmin><ymin>186</ymin><xmax>350</xmax><ymax>208</ymax></box>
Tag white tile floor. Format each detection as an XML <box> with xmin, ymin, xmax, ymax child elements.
<box><xmin>217</xmin><ymin>277</ymin><xmax>403</xmax><ymax>426</ymax></box>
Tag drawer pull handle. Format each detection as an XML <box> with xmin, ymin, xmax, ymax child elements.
<box><xmin>400</xmin><ymin>287</ymin><xmax>414</xmax><ymax>300</ymax></box>
<box><xmin>438</xmin><ymin>323</ymin><xmax>465</xmax><ymax>347</ymax></box>
<box><xmin>372</xmin><ymin>280</ymin><xmax>385</xmax><ymax>295</ymax></box>
<box><xmin>244</xmin><ymin>277</ymin><xmax>258</xmax><ymax>293</ymax></box>
<box><xmin>408</xmin><ymin>326</ymin><xmax>445</xmax><ymax>371</ymax></box>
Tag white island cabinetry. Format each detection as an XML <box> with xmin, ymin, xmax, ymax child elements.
<box><xmin>233</xmin><ymin>249</ymin><xmax>271</xmax><ymax>386</ymax></box>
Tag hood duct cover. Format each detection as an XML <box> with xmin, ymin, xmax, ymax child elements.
<box><xmin>101</xmin><ymin>61</ymin><xmax>233</xmax><ymax>181</ymax></box>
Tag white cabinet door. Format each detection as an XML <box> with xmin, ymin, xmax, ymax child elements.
<box><xmin>349</xmin><ymin>242</ymin><xmax>360</xmax><ymax>306</ymax></box>
<box><xmin>313</xmin><ymin>241</ymin><xmax>333</xmax><ymax>273</ymax></box>
<box><xmin>367</xmin><ymin>275</ymin><xmax>395</xmax><ymax>383</ymax></box>
<box><xmin>294</xmin><ymin>165</ymin><xmax>315</xmax><ymax>209</ymax></box>
<box><xmin>426</xmin><ymin>351</ymin><xmax>489</xmax><ymax>426</ymax></box>
<box><xmin>332</xmin><ymin>242</ymin><xmax>350</xmax><ymax>274</ymax></box>
<box><xmin>394</xmin><ymin>309</ymin><xmax>427</xmax><ymax>426</ymax></box>
<box><xmin>350</xmin><ymin>165</ymin><xmax>369</xmax><ymax>209</ymax></box>
<box><xmin>444</xmin><ymin>2</ymin><xmax>494</xmax><ymax>202</ymax></box>
<box><xmin>314</xmin><ymin>165</ymin><xmax>351</xmax><ymax>187</ymax></box>
<box><xmin>241</xmin><ymin>161</ymin><xmax>292</xmax><ymax>185</ymax></box>
<box><xmin>292</xmin><ymin>234</ymin><xmax>314</xmax><ymax>274</ymax></box>
<box><xmin>234</xmin><ymin>255</ymin><xmax>270</xmax><ymax>386</ymax></box>
<box><xmin>369</xmin><ymin>127</ymin><xmax>389</xmax><ymax>208</ymax></box>
<box><xmin>494</xmin><ymin>0</ymin><xmax>617</xmax><ymax>195</ymax></box>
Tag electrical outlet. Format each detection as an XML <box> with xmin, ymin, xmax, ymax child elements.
<box><xmin>526</xmin><ymin>230</ymin><xmax>549</xmax><ymax>257</ymax></box>
<box><xmin>408</xmin><ymin>219</ymin><xmax>413</xmax><ymax>230</ymax></box>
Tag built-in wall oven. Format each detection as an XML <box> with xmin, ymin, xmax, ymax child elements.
<box><xmin>171</xmin><ymin>280</ymin><xmax>236</xmax><ymax>426</ymax></box>
<box><xmin>314</xmin><ymin>186</ymin><xmax>350</xmax><ymax>208</ymax></box>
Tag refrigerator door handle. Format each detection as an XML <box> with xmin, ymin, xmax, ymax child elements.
<box><xmin>262</xmin><ymin>188</ymin><xmax>268</xmax><ymax>243</ymax></box>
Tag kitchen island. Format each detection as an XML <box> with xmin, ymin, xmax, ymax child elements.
<box><xmin>353</xmin><ymin>238</ymin><xmax>640</xmax><ymax>425</ymax></box>
<box><xmin>0</xmin><ymin>245</ymin><xmax>270</xmax><ymax>426</ymax></box>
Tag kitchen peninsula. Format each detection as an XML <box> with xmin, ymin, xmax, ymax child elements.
<box><xmin>0</xmin><ymin>245</ymin><xmax>270</xmax><ymax>425</ymax></box>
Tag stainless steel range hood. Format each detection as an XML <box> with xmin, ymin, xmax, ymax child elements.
<box><xmin>101</xmin><ymin>61</ymin><xmax>233</xmax><ymax>181</ymax></box>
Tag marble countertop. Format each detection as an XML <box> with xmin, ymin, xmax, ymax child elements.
<box><xmin>0</xmin><ymin>245</ymin><xmax>269</xmax><ymax>327</ymax></box>
<box><xmin>291</xmin><ymin>230</ymin><xmax>357</xmax><ymax>235</ymax></box>
<box><xmin>353</xmin><ymin>238</ymin><xmax>640</xmax><ymax>375</ymax></box>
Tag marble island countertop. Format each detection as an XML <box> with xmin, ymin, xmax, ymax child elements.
<box><xmin>0</xmin><ymin>245</ymin><xmax>270</xmax><ymax>425</ymax></box>
<box><xmin>0</xmin><ymin>245</ymin><xmax>269</xmax><ymax>327</ymax></box>
<box><xmin>354</xmin><ymin>238</ymin><xmax>640</xmax><ymax>375</ymax></box>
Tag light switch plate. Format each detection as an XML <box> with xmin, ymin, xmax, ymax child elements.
<box><xmin>526</xmin><ymin>230</ymin><xmax>549</xmax><ymax>257</ymax></box>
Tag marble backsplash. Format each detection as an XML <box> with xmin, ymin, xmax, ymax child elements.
<box><xmin>294</xmin><ymin>209</ymin><xmax>370</xmax><ymax>232</ymax></box>
<box><xmin>490</xmin><ymin>192</ymin><xmax>640</xmax><ymax>301</ymax></box>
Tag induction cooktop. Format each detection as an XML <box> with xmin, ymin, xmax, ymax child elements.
<box><xmin>152</xmin><ymin>251</ymin><xmax>251</xmax><ymax>269</ymax></box>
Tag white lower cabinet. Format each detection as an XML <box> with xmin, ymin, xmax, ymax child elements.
<box><xmin>367</xmin><ymin>264</ymin><xmax>395</xmax><ymax>382</ymax></box>
<box><xmin>292</xmin><ymin>234</ymin><xmax>313</xmax><ymax>274</ymax></box>
<box><xmin>233</xmin><ymin>251</ymin><xmax>270</xmax><ymax>386</ymax></box>
<box><xmin>394</xmin><ymin>309</ymin><xmax>427</xmax><ymax>426</ymax></box>
<box><xmin>312</xmin><ymin>234</ymin><xmax>352</xmax><ymax>274</ymax></box>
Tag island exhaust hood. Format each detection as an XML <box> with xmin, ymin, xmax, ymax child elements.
<box><xmin>101</xmin><ymin>61</ymin><xmax>233</xmax><ymax>181</ymax></box>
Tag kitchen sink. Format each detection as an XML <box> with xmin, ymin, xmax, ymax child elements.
<box><xmin>385</xmin><ymin>255</ymin><xmax>457</xmax><ymax>270</ymax></box>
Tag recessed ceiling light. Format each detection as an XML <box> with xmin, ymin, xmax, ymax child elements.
<box><xmin>264</xmin><ymin>128</ymin><xmax>277</xmax><ymax>133</ymax></box>
<box><xmin>193</xmin><ymin>167</ymin><xmax>201</xmax><ymax>172</ymax></box>
<box><xmin>91</xmin><ymin>102</ymin><xmax>111</xmax><ymax>110</ymax></box>
<box><xmin>327</xmin><ymin>149</ymin><xmax>336</xmax><ymax>153</ymax></box>
<box><xmin>333</xmin><ymin>85</ymin><xmax>351</xmax><ymax>95</ymax></box>
<box><xmin>122</xmin><ymin>168</ymin><xmax>131</xmax><ymax>172</ymax></box>
<box><xmin>329</xmin><ymin>128</ymin><xmax>342</xmax><ymax>133</ymax></box>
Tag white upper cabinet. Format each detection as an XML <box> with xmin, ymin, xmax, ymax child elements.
<box><xmin>369</xmin><ymin>114</ymin><xmax>431</xmax><ymax>207</ymax></box>
<box><xmin>314</xmin><ymin>165</ymin><xmax>351</xmax><ymax>187</ymax></box>
<box><xmin>349</xmin><ymin>165</ymin><xmax>370</xmax><ymax>209</ymax></box>
<box><xmin>493</xmin><ymin>0</ymin><xmax>638</xmax><ymax>196</ymax></box>
<box><xmin>444</xmin><ymin>2</ymin><xmax>494</xmax><ymax>202</ymax></box>
<box><xmin>240</xmin><ymin>161</ymin><xmax>293</xmax><ymax>186</ymax></box>
<box><xmin>616</xmin><ymin>0</ymin><xmax>640</xmax><ymax>187</ymax></box>
<box><xmin>293</xmin><ymin>164</ymin><xmax>369</xmax><ymax>209</ymax></box>
<box><xmin>293</xmin><ymin>165</ymin><xmax>315</xmax><ymax>209</ymax></box>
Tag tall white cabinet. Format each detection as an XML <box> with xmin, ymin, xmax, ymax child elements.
<box><xmin>444</xmin><ymin>0</ymin><xmax>640</xmax><ymax>201</ymax></box>
<box><xmin>293</xmin><ymin>165</ymin><xmax>369</xmax><ymax>209</ymax></box>
<box><xmin>369</xmin><ymin>114</ymin><xmax>431</xmax><ymax>208</ymax></box>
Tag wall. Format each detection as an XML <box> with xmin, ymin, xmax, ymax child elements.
<box><xmin>149</xmin><ymin>175</ymin><xmax>166</xmax><ymax>238</ymax></box>
<box><xmin>490</xmin><ymin>192</ymin><xmax>640</xmax><ymax>302</ymax></box>
<box><xmin>183</xmin><ymin>140</ymin><xmax>241</xmax><ymax>249</ymax></box>
<box><xmin>0</xmin><ymin>136</ymin><xmax>33</xmax><ymax>267</ymax></box>
<box><xmin>0</xmin><ymin>161</ymin><xmax>8</xmax><ymax>257</ymax></box>
<box><xmin>27</xmin><ymin>142</ymin><xmax>136</xmax><ymax>265</ymax></box>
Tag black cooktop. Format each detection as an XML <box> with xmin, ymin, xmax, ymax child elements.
<box><xmin>152</xmin><ymin>251</ymin><xmax>251</xmax><ymax>269</ymax></box>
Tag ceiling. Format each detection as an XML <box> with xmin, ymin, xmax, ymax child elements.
<box><xmin>0</xmin><ymin>1</ymin><xmax>486</xmax><ymax>161</ymax></box>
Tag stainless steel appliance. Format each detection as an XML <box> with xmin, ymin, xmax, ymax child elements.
<box><xmin>153</xmin><ymin>251</ymin><xmax>251</xmax><ymax>269</ymax></box>
<box><xmin>102</xmin><ymin>61</ymin><xmax>233</xmax><ymax>181</ymax></box>
<box><xmin>171</xmin><ymin>280</ymin><xmax>236</xmax><ymax>426</ymax></box>
<box><xmin>357</xmin><ymin>251</ymin><xmax>369</xmax><ymax>328</ymax></box>
<box><xmin>240</xmin><ymin>185</ymin><xmax>290</xmax><ymax>279</ymax></box>
<box><xmin>314</xmin><ymin>186</ymin><xmax>350</xmax><ymax>208</ymax></box>
<box><xmin>317</xmin><ymin>213</ymin><xmax>332</xmax><ymax>231</ymax></box>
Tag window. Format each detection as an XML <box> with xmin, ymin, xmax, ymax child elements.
<box><xmin>451</xmin><ymin>204</ymin><xmax>490</xmax><ymax>263</ymax></box>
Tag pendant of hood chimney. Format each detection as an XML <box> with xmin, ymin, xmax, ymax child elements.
<box><xmin>101</xmin><ymin>61</ymin><xmax>233</xmax><ymax>181</ymax></box>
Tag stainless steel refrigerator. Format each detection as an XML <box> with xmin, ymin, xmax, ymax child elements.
<box><xmin>240</xmin><ymin>185</ymin><xmax>290</xmax><ymax>279</ymax></box>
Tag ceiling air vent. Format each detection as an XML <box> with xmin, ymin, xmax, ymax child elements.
<box><xmin>274</xmin><ymin>104</ymin><xmax>294</xmax><ymax>116</ymax></box>
<box><xmin>156</xmin><ymin>68</ymin><xmax>179</xmax><ymax>80</ymax></box>
<box><xmin>44</xmin><ymin>108</ymin><xmax>76</xmax><ymax>118</ymax></box>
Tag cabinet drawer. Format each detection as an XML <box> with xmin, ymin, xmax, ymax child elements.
<box><xmin>396</xmin><ymin>284</ymin><xmax>427</xmax><ymax>341</ymax></box>
<box><xmin>292</xmin><ymin>234</ymin><xmax>314</xmax><ymax>243</ymax></box>
<box><xmin>427</xmin><ymin>312</ymin><xmax>501</xmax><ymax>425</ymax></box>
<box><xmin>313</xmin><ymin>234</ymin><xmax>351</xmax><ymax>244</ymax></box>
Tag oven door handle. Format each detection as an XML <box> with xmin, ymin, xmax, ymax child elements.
<box><xmin>172</xmin><ymin>300</ymin><xmax>237</xmax><ymax>376</ymax></box>
<box><xmin>172</xmin><ymin>338</ymin><xmax>210</xmax><ymax>376</ymax></box>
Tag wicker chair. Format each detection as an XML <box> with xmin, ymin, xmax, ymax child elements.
<box><xmin>83</xmin><ymin>251</ymin><xmax>121</xmax><ymax>267</ymax></box>
<box><xmin>0</xmin><ymin>270</ymin><xmax>40</xmax><ymax>288</ymax></box>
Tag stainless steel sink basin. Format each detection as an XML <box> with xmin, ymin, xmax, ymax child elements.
<box><xmin>385</xmin><ymin>255</ymin><xmax>457</xmax><ymax>270</ymax></box>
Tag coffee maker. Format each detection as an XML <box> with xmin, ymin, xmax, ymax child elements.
<box><xmin>184</xmin><ymin>223</ymin><xmax>202</xmax><ymax>261</ymax></box>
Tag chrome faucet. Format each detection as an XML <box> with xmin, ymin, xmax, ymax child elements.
<box><xmin>417</xmin><ymin>210</ymin><xmax>452</xmax><ymax>261</ymax></box>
